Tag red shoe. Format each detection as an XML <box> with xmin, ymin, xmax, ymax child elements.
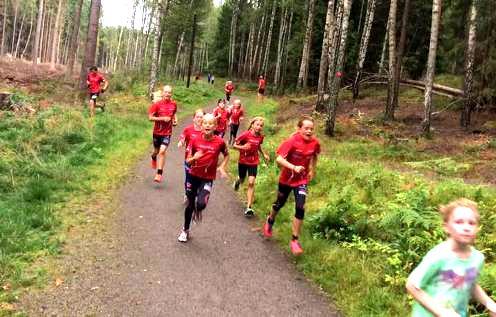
<box><xmin>154</xmin><ymin>174</ymin><xmax>162</xmax><ymax>183</ymax></box>
<box><xmin>151</xmin><ymin>159</ymin><xmax>157</xmax><ymax>169</ymax></box>
<box><xmin>290</xmin><ymin>240</ymin><xmax>303</xmax><ymax>256</ymax></box>
<box><xmin>263</xmin><ymin>219</ymin><xmax>273</xmax><ymax>238</ymax></box>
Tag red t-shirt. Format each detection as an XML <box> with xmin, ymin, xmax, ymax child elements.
<box><xmin>229</xmin><ymin>106</ymin><xmax>244</xmax><ymax>125</ymax></box>
<box><xmin>236</xmin><ymin>130</ymin><xmax>264</xmax><ymax>166</ymax></box>
<box><xmin>180</xmin><ymin>124</ymin><xmax>203</xmax><ymax>159</ymax></box>
<box><xmin>188</xmin><ymin>134</ymin><xmax>228</xmax><ymax>180</ymax></box>
<box><xmin>87</xmin><ymin>72</ymin><xmax>105</xmax><ymax>93</ymax></box>
<box><xmin>213</xmin><ymin>106</ymin><xmax>230</xmax><ymax>132</ymax></box>
<box><xmin>276</xmin><ymin>133</ymin><xmax>321</xmax><ymax>187</ymax></box>
<box><xmin>258</xmin><ymin>79</ymin><xmax>266</xmax><ymax>89</ymax></box>
<box><xmin>148</xmin><ymin>99</ymin><xmax>177</xmax><ymax>136</ymax></box>
<box><xmin>225</xmin><ymin>84</ymin><xmax>235</xmax><ymax>94</ymax></box>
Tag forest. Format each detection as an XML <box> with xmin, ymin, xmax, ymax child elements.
<box><xmin>1</xmin><ymin>0</ymin><xmax>496</xmax><ymax>316</ymax></box>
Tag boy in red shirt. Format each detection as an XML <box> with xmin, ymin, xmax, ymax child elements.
<box><xmin>178</xmin><ymin>113</ymin><xmax>229</xmax><ymax>242</ymax></box>
<box><xmin>86</xmin><ymin>66</ymin><xmax>109</xmax><ymax>116</ymax></box>
<box><xmin>148</xmin><ymin>85</ymin><xmax>178</xmax><ymax>183</ymax></box>
<box><xmin>178</xmin><ymin>109</ymin><xmax>204</xmax><ymax>201</ymax></box>
<box><xmin>213</xmin><ymin>99</ymin><xmax>230</xmax><ymax>138</ymax></box>
<box><xmin>257</xmin><ymin>75</ymin><xmax>266</xmax><ymax>103</ymax></box>
<box><xmin>263</xmin><ymin>115</ymin><xmax>320</xmax><ymax>256</ymax></box>
<box><xmin>228</xmin><ymin>99</ymin><xmax>244</xmax><ymax>145</ymax></box>
<box><xmin>233</xmin><ymin>117</ymin><xmax>270</xmax><ymax>216</ymax></box>
<box><xmin>224</xmin><ymin>80</ymin><xmax>235</xmax><ymax>101</ymax></box>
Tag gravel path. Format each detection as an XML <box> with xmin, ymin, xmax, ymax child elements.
<box><xmin>20</xmin><ymin>112</ymin><xmax>339</xmax><ymax>317</ymax></box>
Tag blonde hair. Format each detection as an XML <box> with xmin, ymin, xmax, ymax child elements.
<box><xmin>248</xmin><ymin>116</ymin><xmax>265</xmax><ymax>130</ymax></box>
<box><xmin>193</xmin><ymin>108</ymin><xmax>205</xmax><ymax>117</ymax></box>
<box><xmin>440</xmin><ymin>198</ymin><xmax>479</xmax><ymax>223</ymax></box>
<box><xmin>297</xmin><ymin>115</ymin><xmax>314</xmax><ymax>128</ymax></box>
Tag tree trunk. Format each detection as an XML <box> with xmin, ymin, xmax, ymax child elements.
<box><xmin>10</xmin><ymin>1</ymin><xmax>18</xmax><ymax>54</ymax></box>
<box><xmin>316</xmin><ymin>0</ymin><xmax>336</xmax><ymax>111</ymax></box>
<box><xmin>296</xmin><ymin>0</ymin><xmax>316</xmax><ymax>90</ymax></box>
<box><xmin>421</xmin><ymin>0</ymin><xmax>442</xmax><ymax>134</ymax></box>
<box><xmin>148</xmin><ymin>0</ymin><xmax>170</xmax><ymax>96</ymax></box>
<box><xmin>352</xmin><ymin>0</ymin><xmax>377</xmax><ymax>101</ymax></box>
<box><xmin>261</xmin><ymin>0</ymin><xmax>276</xmax><ymax>76</ymax></box>
<box><xmin>228</xmin><ymin>0</ymin><xmax>239</xmax><ymax>76</ymax></box>
<box><xmin>274</xmin><ymin>6</ymin><xmax>288</xmax><ymax>88</ymax></box>
<box><xmin>50</xmin><ymin>0</ymin><xmax>64</xmax><ymax>69</ymax></box>
<box><xmin>378</xmin><ymin>19</ymin><xmax>389</xmax><ymax>75</ymax></box>
<box><xmin>124</xmin><ymin>0</ymin><xmax>138</xmax><ymax>68</ymax></box>
<box><xmin>66</xmin><ymin>0</ymin><xmax>83</xmax><ymax>76</ymax></box>
<box><xmin>79</xmin><ymin>0</ymin><xmax>101</xmax><ymax>89</ymax></box>
<box><xmin>242</xmin><ymin>23</ymin><xmax>254</xmax><ymax>78</ymax></box>
<box><xmin>325</xmin><ymin>0</ymin><xmax>353</xmax><ymax>136</ymax></box>
<box><xmin>281</xmin><ymin>10</ymin><xmax>293</xmax><ymax>90</ymax></box>
<box><xmin>143</xmin><ymin>2</ymin><xmax>157</xmax><ymax>68</ymax></box>
<box><xmin>33</xmin><ymin>0</ymin><xmax>44</xmax><ymax>65</ymax></box>
<box><xmin>327</xmin><ymin>0</ymin><xmax>344</xmax><ymax>88</ymax></box>
<box><xmin>250</xmin><ymin>11</ymin><xmax>266</xmax><ymax>78</ymax></box>
<box><xmin>173</xmin><ymin>32</ymin><xmax>185</xmax><ymax>77</ymax></box>
<box><xmin>460</xmin><ymin>0</ymin><xmax>477</xmax><ymax>128</ymax></box>
<box><xmin>22</xmin><ymin>7</ymin><xmax>34</xmax><ymax>59</ymax></box>
<box><xmin>384</xmin><ymin>0</ymin><xmax>398</xmax><ymax>121</ymax></box>
<box><xmin>390</xmin><ymin>0</ymin><xmax>411</xmax><ymax>111</ymax></box>
<box><xmin>1</xmin><ymin>0</ymin><xmax>7</xmax><ymax>56</ymax></box>
<box><xmin>14</xmin><ymin>12</ymin><xmax>25</xmax><ymax>58</ymax></box>
<box><xmin>113</xmin><ymin>26</ymin><xmax>124</xmax><ymax>72</ymax></box>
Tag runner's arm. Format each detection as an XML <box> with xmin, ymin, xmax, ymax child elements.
<box><xmin>259</xmin><ymin>146</ymin><xmax>270</xmax><ymax>162</ymax></box>
<box><xmin>148</xmin><ymin>114</ymin><xmax>172</xmax><ymax>122</ymax></box>
<box><xmin>472</xmin><ymin>284</ymin><xmax>496</xmax><ymax>316</ymax></box>
<box><xmin>406</xmin><ymin>280</ymin><xmax>460</xmax><ymax>317</ymax></box>
<box><xmin>217</xmin><ymin>152</ymin><xmax>229</xmax><ymax>177</ymax></box>
<box><xmin>307</xmin><ymin>154</ymin><xmax>318</xmax><ymax>181</ymax></box>
<box><xmin>276</xmin><ymin>155</ymin><xmax>304</xmax><ymax>173</ymax></box>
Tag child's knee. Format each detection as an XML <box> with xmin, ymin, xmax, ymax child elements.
<box><xmin>295</xmin><ymin>207</ymin><xmax>305</xmax><ymax>220</ymax></box>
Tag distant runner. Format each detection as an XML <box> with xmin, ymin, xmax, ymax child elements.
<box><xmin>232</xmin><ymin>117</ymin><xmax>270</xmax><ymax>217</ymax></box>
<box><xmin>257</xmin><ymin>75</ymin><xmax>266</xmax><ymax>103</ymax></box>
<box><xmin>224</xmin><ymin>80</ymin><xmax>235</xmax><ymax>102</ymax></box>
<box><xmin>148</xmin><ymin>85</ymin><xmax>178</xmax><ymax>183</ymax></box>
<box><xmin>86</xmin><ymin>66</ymin><xmax>109</xmax><ymax>116</ymax></box>
<box><xmin>178</xmin><ymin>113</ymin><xmax>229</xmax><ymax>242</ymax></box>
<box><xmin>263</xmin><ymin>115</ymin><xmax>320</xmax><ymax>256</ymax></box>
<box><xmin>213</xmin><ymin>99</ymin><xmax>230</xmax><ymax>138</ymax></box>
<box><xmin>228</xmin><ymin>99</ymin><xmax>244</xmax><ymax>146</ymax></box>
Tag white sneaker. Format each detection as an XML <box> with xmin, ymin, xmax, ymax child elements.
<box><xmin>178</xmin><ymin>230</ymin><xmax>189</xmax><ymax>243</ymax></box>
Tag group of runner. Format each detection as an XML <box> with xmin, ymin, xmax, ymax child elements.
<box><xmin>88</xmin><ymin>68</ymin><xmax>496</xmax><ymax>316</ymax></box>
<box><xmin>147</xmin><ymin>82</ymin><xmax>319</xmax><ymax>256</ymax></box>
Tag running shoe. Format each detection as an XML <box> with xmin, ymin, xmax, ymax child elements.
<box><xmin>290</xmin><ymin>239</ymin><xmax>303</xmax><ymax>256</ymax></box>
<box><xmin>154</xmin><ymin>174</ymin><xmax>162</xmax><ymax>183</ymax></box>
<box><xmin>244</xmin><ymin>207</ymin><xmax>254</xmax><ymax>217</ymax></box>
<box><xmin>177</xmin><ymin>229</ymin><xmax>189</xmax><ymax>243</ymax></box>
<box><xmin>151</xmin><ymin>159</ymin><xmax>157</xmax><ymax>169</ymax></box>
<box><xmin>233</xmin><ymin>180</ymin><xmax>240</xmax><ymax>191</ymax></box>
<box><xmin>263</xmin><ymin>218</ymin><xmax>273</xmax><ymax>238</ymax></box>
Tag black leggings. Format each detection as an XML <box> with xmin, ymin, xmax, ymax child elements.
<box><xmin>229</xmin><ymin>124</ymin><xmax>239</xmax><ymax>144</ymax></box>
<box><xmin>272</xmin><ymin>183</ymin><xmax>307</xmax><ymax>220</ymax></box>
<box><xmin>184</xmin><ymin>175</ymin><xmax>213</xmax><ymax>230</ymax></box>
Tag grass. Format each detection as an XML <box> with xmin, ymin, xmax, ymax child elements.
<box><xmin>231</xmin><ymin>86</ymin><xmax>496</xmax><ymax>316</ymax></box>
<box><xmin>0</xmin><ymin>79</ymin><xmax>217</xmax><ymax>312</ymax></box>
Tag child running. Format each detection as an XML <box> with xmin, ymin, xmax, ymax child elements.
<box><xmin>178</xmin><ymin>109</ymin><xmax>205</xmax><ymax>201</ymax></box>
<box><xmin>257</xmin><ymin>75</ymin><xmax>266</xmax><ymax>103</ymax></box>
<box><xmin>232</xmin><ymin>117</ymin><xmax>270</xmax><ymax>217</ymax></box>
<box><xmin>224</xmin><ymin>80</ymin><xmax>235</xmax><ymax>101</ymax></box>
<box><xmin>406</xmin><ymin>198</ymin><xmax>496</xmax><ymax>317</ymax></box>
<box><xmin>86</xmin><ymin>66</ymin><xmax>109</xmax><ymax>116</ymax></box>
<box><xmin>263</xmin><ymin>115</ymin><xmax>320</xmax><ymax>256</ymax></box>
<box><xmin>228</xmin><ymin>99</ymin><xmax>244</xmax><ymax>145</ymax></box>
<box><xmin>148</xmin><ymin>85</ymin><xmax>178</xmax><ymax>183</ymax></box>
<box><xmin>213</xmin><ymin>99</ymin><xmax>230</xmax><ymax>138</ymax></box>
<box><xmin>178</xmin><ymin>113</ymin><xmax>229</xmax><ymax>242</ymax></box>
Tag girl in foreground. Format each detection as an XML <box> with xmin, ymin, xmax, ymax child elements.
<box><xmin>232</xmin><ymin>117</ymin><xmax>270</xmax><ymax>216</ymax></box>
<box><xmin>406</xmin><ymin>198</ymin><xmax>496</xmax><ymax>317</ymax></box>
<box><xmin>178</xmin><ymin>113</ymin><xmax>229</xmax><ymax>242</ymax></box>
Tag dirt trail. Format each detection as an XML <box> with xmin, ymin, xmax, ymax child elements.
<box><xmin>20</xmin><ymin>111</ymin><xmax>339</xmax><ymax>316</ymax></box>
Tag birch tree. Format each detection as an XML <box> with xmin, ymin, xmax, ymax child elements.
<box><xmin>274</xmin><ymin>6</ymin><xmax>288</xmax><ymax>89</ymax></box>
<box><xmin>228</xmin><ymin>0</ymin><xmax>239</xmax><ymax>76</ymax></box>
<box><xmin>261</xmin><ymin>0</ymin><xmax>276</xmax><ymax>76</ymax></box>
<box><xmin>460</xmin><ymin>0</ymin><xmax>478</xmax><ymax>128</ymax></box>
<box><xmin>421</xmin><ymin>0</ymin><xmax>442</xmax><ymax>134</ymax></box>
<box><xmin>296</xmin><ymin>0</ymin><xmax>316</xmax><ymax>90</ymax></box>
<box><xmin>50</xmin><ymin>0</ymin><xmax>64</xmax><ymax>70</ymax></box>
<box><xmin>352</xmin><ymin>0</ymin><xmax>377</xmax><ymax>100</ymax></box>
<box><xmin>325</xmin><ymin>0</ymin><xmax>353</xmax><ymax>136</ymax></box>
<box><xmin>384</xmin><ymin>0</ymin><xmax>398</xmax><ymax>121</ymax></box>
<box><xmin>148</xmin><ymin>0</ymin><xmax>170</xmax><ymax>96</ymax></box>
<box><xmin>33</xmin><ymin>0</ymin><xmax>44</xmax><ymax>65</ymax></box>
<box><xmin>316</xmin><ymin>0</ymin><xmax>336</xmax><ymax>111</ymax></box>
<box><xmin>1</xmin><ymin>1</ymin><xmax>7</xmax><ymax>56</ymax></box>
